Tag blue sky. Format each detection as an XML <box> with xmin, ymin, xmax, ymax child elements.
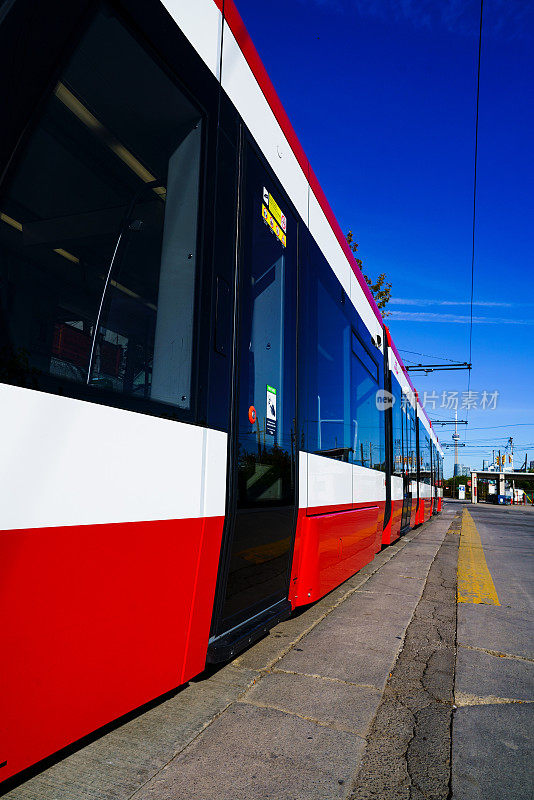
<box><xmin>235</xmin><ymin>0</ymin><xmax>534</xmax><ymax>477</ymax></box>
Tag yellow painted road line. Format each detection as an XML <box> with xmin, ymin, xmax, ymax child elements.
<box><xmin>457</xmin><ymin>508</ymin><xmax>500</xmax><ymax>606</ymax></box>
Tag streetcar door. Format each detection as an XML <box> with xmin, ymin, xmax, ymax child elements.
<box><xmin>208</xmin><ymin>142</ymin><xmax>298</xmax><ymax>660</ymax></box>
<box><xmin>400</xmin><ymin>395</ymin><xmax>412</xmax><ymax>530</ymax></box>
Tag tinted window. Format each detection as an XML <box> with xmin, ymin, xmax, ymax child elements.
<box><xmin>218</xmin><ymin>145</ymin><xmax>298</xmax><ymax>628</ymax></box>
<box><xmin>299</xmin><ymin>237</ymin><xmax>385</xmax><ymax>468</ymax></box>
<box><xmin>351</xmin><ymin>335</ymin><xmax>384</xmax><ymax>470</ymax></box>
<box><xmin>392</xmin><ymin>375</ymin><xmax>403</xmax><ymax>476</ymax></box>
<box><xmin>235</xmin><ymin>155</ymin><xmax>297</xmax><ymax>508</ymax></box>
<box><xmin>351</xmin><ymin>331</ymin><xmax>378</xmax><ymax>382</ymax></box>
<box><xmin>0</xmin><ymin>9</ymin><xmax>202</xmax><ymax>415</ymax></box>
<box><xmin>299</xmin><ymin>241</ymin><xmax>351</xmax><ymax>460</ymax></box>
<box><xmin>418</xmin><ymin>420</ymin><xmax>432</xmax><ymax>485</ymax></box>
<box><xmin>409</xmin><ymin>407</ymin><xmax>417</xmax><ymax>474</ymax></box>
<box><xmin>316</xmin><ymin>276</ymin><xmax>351</xmax><ymax>458</ymax></box>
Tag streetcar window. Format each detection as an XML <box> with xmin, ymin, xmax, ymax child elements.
<box><xmin>351</xmin><ymin>331</ymin><xmax>378</xmax><ymax>382</ymax></box>
<box><xmin>315</xmin><ymin>276</ymin><xmax>351</xmax><ymax>459</ymax></box>
<box><xmin>391</xmin><ymin>375</ymin><xmax>403</xmax><ymax>476</ymax></box>
<box><xmin>351</xmin><ymin>334</ymin><xmax>384</xmax><ymax>471</ymax></box>
<box><xmin>0</xmin><ymin>9</ymin><xmax>202</xmax><ymax>414</ymax></box>
<box><xmin>418</xmin><ymin>420</ymin><xmax>432</xmax><ymax>485</ymax></box>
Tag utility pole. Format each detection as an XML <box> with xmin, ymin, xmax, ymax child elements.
<box><xmin>508</xmin><ymin>437</ymin><xmax>514</xmax><ymax>470</ymax></box>
<box><xmin>452</xmin><ymin>409</ymin><xmax>460</xmax><ymax>478</ymax></box>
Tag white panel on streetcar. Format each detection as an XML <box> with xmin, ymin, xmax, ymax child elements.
<box><xmin>308</xmin><ymin>189</ymin><xmax>351</xmax><ymax>299</ymax></box>
<box><xmin>307</xmin><ymin>452</ymin><xmax>352</xmax><ymax>509</ymax></box>
<box><xmin>391</xmin><ymin>474</ymin><xmax>404</xmax><ymax>501</ymax></box>
<box><xmin>350</xmin><ymin>270</ymin><xmax>383</xmax><ymax>343</ymax></box>
<box><xmin>299</xmin><ymin>450</ymin><xmax>308</xmax><ymax>509</ymax></box>
<box><xmin>160</xmin><ymin>0</ymin><xmax>223</xmax><ymax>79</ymax></box>
<box><xmin>221</xmin><ymin>26</ymin><xmax>308</xmax><ymax>224</ymax></box>
<box><xmin>353</xmin><ymin>464</ymin><xmax>385</xmax><ymax>504</ymax></box>
<box><xmin>0</xmin><ymin>384</ymin><xmax>227</xmax><ymax>530</ymax></box>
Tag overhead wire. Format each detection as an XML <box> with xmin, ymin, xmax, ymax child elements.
<box><xmin>464</xmin><ymin>0</ymin><xmax>484</xmax><ymax>450</ymax></box>
<box><xmin>398</xmin><ymin>348</ymin><xmax>462</xmax><ymax>364</ymax></box>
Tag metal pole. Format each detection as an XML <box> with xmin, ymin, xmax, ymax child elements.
<box><xmin>454</xmin><ymin>409</ymin><xmax>458</xmax><ymax>477</ymax></box>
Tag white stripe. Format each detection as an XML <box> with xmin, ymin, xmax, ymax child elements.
<box><xmin>350</xmin><ymin>271</ymin><xmax>383</xmax><ymax>345</ymax></box>
<box><xmin>0</xmin><ymin>384</ymin><xmax>227</xmax><ymax>530</ymax></box>
<box><xmin>305</xmin><ymin>452</ymin><xmax>385</xmax><ymax>508</ymax></box>
<box><xmin>221</xmin><ymin>25</ymin><xmax>309</xmax><ymax>224</ymax></box>
<box><xmin>299</xmin><ymin>450</ymin><xmax>308</xmax><ymax>508</ymax></box>
<box><xmin>307</xmin><ymin>453</ymin><xmax>352</xmax><ymax>508</ymax></box>
<box><xmin>353</xmin><ymin>463</ymin><xmax>385</xmax><ymax>503</ymax></box>
<box><xmin>391</xmin><ymin>474</ymin><xmax>404</xmax><ymax>501</ymax></box>
<box><xmin>160</xmin><ymin>0</ymin><xmax>223</xmax><ymax>79</ymax></box>
<box><xmin>388</xmin><ymin>348</ymin><xmax>413</xmax><ymax>398</ymax></box>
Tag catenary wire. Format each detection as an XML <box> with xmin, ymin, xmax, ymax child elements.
<box><xmin>464</xmin><ymin>0</ymin><xmax>484</xmax><ymax>447</ymax></box>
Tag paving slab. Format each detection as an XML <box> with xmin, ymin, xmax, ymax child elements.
<box><xmin>452</xmin><ymin>704</ymin><xmax>534</xmax><ymax>800</ymax></box>
<box><xmin>245</xmin><ymin>670</ymin><xmax>383</xmax><ymax>736</ymax></box>
<box><xmin>131</xmin><ymin>703</ymin><xmax>365</xmax><ymax>800</ymax></box>
<box><xmin>457</xmin><ymin>603</ymin><xmax>533</xmax><ymax>660</ymax></box>
<box><xmin>277</xmin><ymin>529</ymin><xmax>447</xmax><ymax>689</ymax></box>
<box><xmin>455</xmin><ymin>644</ymin><xmax>534</xmax><ymax>703</ymax></box>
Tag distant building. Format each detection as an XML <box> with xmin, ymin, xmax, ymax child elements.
<box><xmin>454</xmin><ymin>464</ymin><xmax>471</xmax><ymax>477</ymax></box>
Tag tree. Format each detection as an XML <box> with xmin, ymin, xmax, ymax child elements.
<box><xmin>346</xmin><ymin>230</ymin><xmax>392</xmax><ymax>316</ymax></box>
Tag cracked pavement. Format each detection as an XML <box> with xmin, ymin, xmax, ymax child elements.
<box><xmin>349</xmin><ymin>513</ymin><xmax>459</xmax><ymax>800</ymax></box>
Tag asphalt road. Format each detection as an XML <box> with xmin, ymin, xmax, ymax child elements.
<box><xmin>452</xmin><ymin>502</ymin><xmax>534</xmax><ymax>800</ymax></box>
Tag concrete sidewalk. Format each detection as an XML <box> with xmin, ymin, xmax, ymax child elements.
<box><xmin>4</xmin><ymin>511</ymin><xmax>454</xmax><ymax>800</ymax></box>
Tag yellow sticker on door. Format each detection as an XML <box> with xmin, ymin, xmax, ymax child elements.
<box><xmin>262</xmin><ymin>203</ymin><xmax>286</xmax><ymax>247</ymax></box>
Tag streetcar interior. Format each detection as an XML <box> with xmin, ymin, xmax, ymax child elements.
<box><xmin>0</xmin><ymin>8</ymin><xmax>202</xmax><ymax>411</ymax></box>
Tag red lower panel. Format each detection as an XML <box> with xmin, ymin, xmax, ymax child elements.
<box><xmin>0</xmin><ymin>516</ymin><xmax>223</xmax><ymax>783</ymax></box>
<box><xmin>410</xmin><ymin>498</ymin><xmax>417</xmax><ymax>528</ymax></box>
<box><xmin>437</xmin><ymin>497</ymin><xmax>442</xmax><ymax>512</ymax></box>
<box><xmin>382</xmin><ymin>499</ymin><xmax>403</xmax><ymax>545</ymax></box>
<box><xmin>290</xmin><ymin>504</ymin><xmax>381</xmax><ymax>607</ymax></box>
<box><xmin>416</xmin><ymin>500</ymin><xmax>424</xmax><ymax>525</ymax></box>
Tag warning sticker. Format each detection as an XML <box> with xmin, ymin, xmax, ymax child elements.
<box><xmin>263</xmin><ymin>187</ymin><xmax>287</xmax><ymax>232</ymax></box>
<box><xmin>266</xmin><ymin>384</ymin><xmax>277</xmax><ymax>436</ymax></box>
<box><xmin>262</xmin><ymin>204</ymin><xmax>286</xmax><ymax>248</ymax></box>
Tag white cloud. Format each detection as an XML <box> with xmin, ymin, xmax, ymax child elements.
<box><xmin>386</xmin><ymin>311</ymin><xmax>534</xmax><ymax>324</ymax></box>
<box><xmin>389</xmin><ymin>298</ymin><xmax>515</xmax><ymax>308</ymax></box>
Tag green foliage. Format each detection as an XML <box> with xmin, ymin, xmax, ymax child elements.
<box><xmin>346</xmin><ymin>230</ymin><xmax>392</xmax><ymax>316</ymax></box>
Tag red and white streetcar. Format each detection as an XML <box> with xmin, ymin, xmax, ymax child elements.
<box><xmin>0</xmin><ymin>0</ymin><xmax>443</xmax><ymax>784</ymax></box>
